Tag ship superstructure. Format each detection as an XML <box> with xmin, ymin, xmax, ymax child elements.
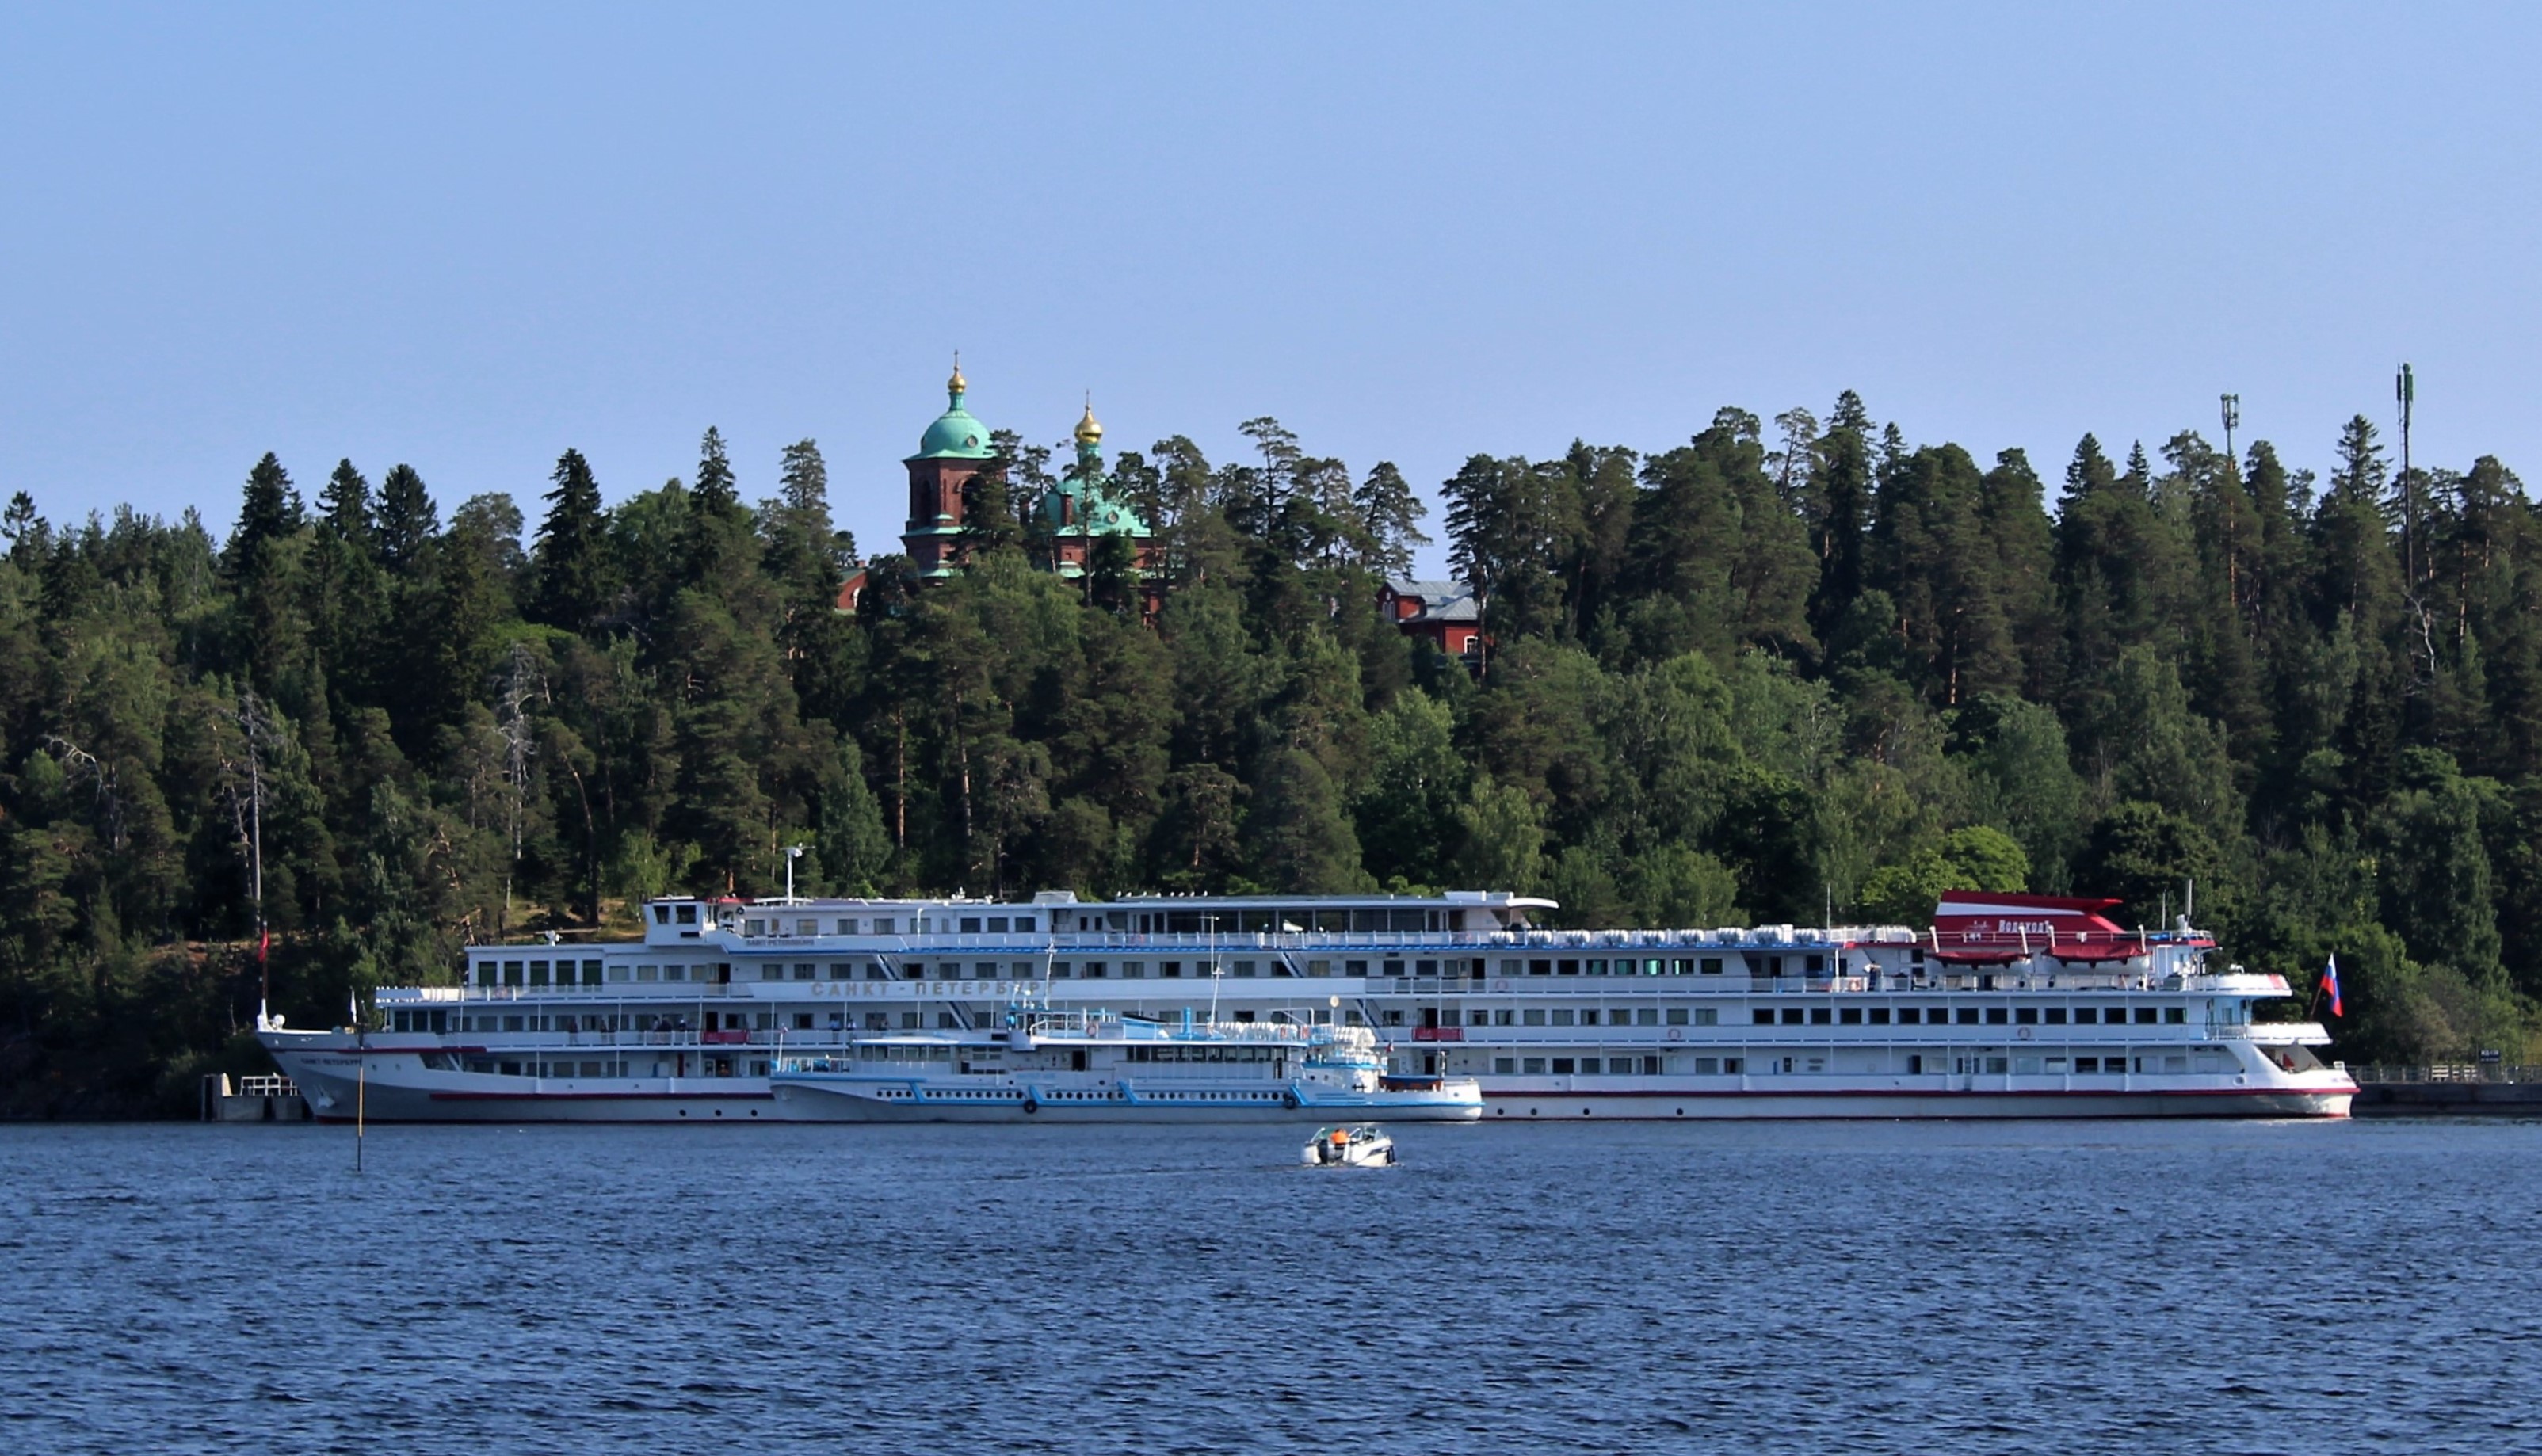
<box><xmin>258</xmin><ymin>889</ymin><xmax>2354</xmax><ymax>1122</ymax></box>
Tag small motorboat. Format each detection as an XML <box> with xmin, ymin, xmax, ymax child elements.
<box><xmin>1303</xmin><ymin>1123</ymin><xmax>1395</xmax><ymax>1167</ymax></box>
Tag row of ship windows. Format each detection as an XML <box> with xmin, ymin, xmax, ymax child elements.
<box><xmin>403</xmin><ymin>1004</ymin><xmax>2195</xmax><ymax>1036</ymax></box>
<box><xmin>1749</xmin><ymin>1005</ymin><xmax>2183</xmax><ymax>1027</ymax></box>
<box><xmin>1488</xmin><ymin>1054</ymin><xmax>2193</xmax><ymax>1076</ymax></box>
<box><xmin>466</xmin><ymin>955</ymin><xmax>1866</xmax><ymax>985</ymax></box>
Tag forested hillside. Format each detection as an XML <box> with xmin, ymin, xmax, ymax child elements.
<box><xmin>3</xmin><ymin>396</ymin><xmax>2534</xmax><ymax>1112</ymax></box>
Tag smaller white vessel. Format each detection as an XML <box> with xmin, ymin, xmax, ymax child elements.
<box><xmin>769</xmin><ymin>1010</ymin><xmax>1483</xmax><ymax>1122</ymax></box>
<box><xmin>1303</xmin><ymin>1123</ymin><xmax>1395</xmax><ymax>1167</ymax></box>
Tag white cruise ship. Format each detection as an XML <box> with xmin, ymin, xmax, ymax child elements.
<box><xmin>257</xmin><ymin>889</ymin><xmax>2355</xmax><ymax>1122</ymax></box>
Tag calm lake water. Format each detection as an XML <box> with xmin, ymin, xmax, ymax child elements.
<box><xmin>5</xmin><ymin>1117</ymin><xmax>2539</xmax><ymax>1454</ymax></box>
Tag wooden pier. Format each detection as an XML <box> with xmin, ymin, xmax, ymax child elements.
<box><xmin>200</xmin><ymin>1073</ymin><xmax>311</xmax><ymax>1122</ymax></box>
<box><xmin>2351</xmin><ymin>1064</ymin><xmax>2542</xmax><ymax>1116</ymax></box>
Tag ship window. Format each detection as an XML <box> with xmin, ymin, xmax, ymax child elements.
<box><xmin>1495</xmin><ymin>1010</ymin><xmax>1514</xmax><ymax>1026</ymax></box>
<box><xmin>1753</xmin><ymin>1009</ymin><xmax>1773</xmax><ymax>1025</ymax></box>
<box><xmin>1986</xmin><ymin>1057</ymin><xmax>2010</xmax><ymax>1074</ymax></box>
<box><xmin>1523</xmin><ymin>1009</ymin><xmax>1548</xmax><ymax>1027</ymax></box>
<box><xmin>1636</xmin><ymin>1008</ymin><xmax>1658</xmax><ymax>1026</ymax></box>
<box><xmin>1468</xmin><ymin>1010</ymin><xmax>1489</xmax><ymax>1026</ymax></box>
<box><xmin>974</xmin><ymin>962</ymin><xmax>997</xmax><ymax>978</ymax></box>
<box><xmin>1580</xmin><ymin>1009</ymin><xmax>1601</xmax><ymax>1026</ymax></box>
<box><xmin>1701</xmin><ymin>958</ymin><xmax>1723</xmax><ymax>974</ymax></box>
<box><xmin>1122</xmin><ymin>961</ymin><xmax>1146</xmax><ymax>979</ymax></box>
<box><xmin>1723</xmin><ymin>1058</ymin><xmax>1743</xmax><ymax>1073</ymax></box>
<box><xmin>2109</xmin><ymin>1007</ymin><xmax>2131</xmax><ymax>1023</ymax></box>
<box><xmin>874</xmin><ymin>919</ymin><xmax>895</xmax><ymax>935</ymax></box>
<box><xmin>1550</xmin><ymin>1058</ymin><xmax>1575</xmax><ymax>1074</ymax></box>
<box><xmin>1416</xmin><ymin>960</ymin><xmax>1437</xmax><ymax>976</ymax></box>
<box><xmin>2074</xmin><ymin>1057</ymin><xmax>2099</xmax><ymax>1073</ymax></box>
<box><xmin>1494</xmin><ymin>1057</ymin><xmax>1516</xmax><ymax>1074</ymax></box>
<box><xmin>502</xmin><ymin>961</ymin><xmax>524</xmax><ymax>986</ymax></box>
<box><xmin>1956</xmin><ymin>1008</ymin><xmax>1980</xmax><ymax>1025</ymax></box>
<box><xmin>1694</xmin><ymin>1008</ymin><xmax>1718</xmax><ymax>1027</ymax></box>
<box><xmin>1667</xmin><ymin>1008</ymin><xmax>1689</xmax><ymax>1026</ymax></box>
<box><xmin>1552</xmin><ymin>1009</ymin><xmax>1575</xmax><ymax>1027</ymax></box>
<box><xmin>2136</xmin><ymin>1008</ymin><xmax>2158</xmax><ymax>1025</ymax></box>
<box><xmin>2164</xmin><ymin>1054</ymin><xmax>2189</xmax><ymax>1072</ymax></box>
<box><xmin>1161</xmin><ymin>961</ymin><xmax>1182</xmax><ymax>978</ymax></box>
<box><xmin>1781</xmin><ymin>1008</ymin><xmax>1803</xmax><ymax>1026</ymax></box>
<box><xmin>836</xmin><ymin>919</ymin><xmax>857</xmax><ymax>935</ymax></box>
<box><xmin>2014</xmin><ymin>1007</ymin><xmax>2038</xmax><ymax>1024</ymax></box>
<box><xmin>1384</xmin><ymin>959</ymin><xmax>1406</xmax><ymax>977</ymax></box>
<box><xmin>503</xmin><ymin>1015</ymin><xmax>525</xmax><ymax>1032</ymax></box>
<box><xmin>1345</xmin><ymin>960</ymin><xmax>1368</xmax><ymax>977</ymax></box>
<box><xmin>1084</xmin><ymin>962</ymin><xmax>1106</xmax><ymax>978</ymax></box>
<box><xmin>667</xmin><ymin>964</ymin><xmax>689</xmax><ymax>981</ymax></box>
<box><xmin>761</xmin><ymin>965</ymin><xmax>783</xmax><ymax>981</ymax></box>
<box><xmin>1868</xmin><ymin>1007</ymin><xmax>1890</xmax><ymax>1025</ymax></box>
<box><xmin>937</xmin><ymin>1013</ymin><xmax>959</xmax><ymax>1029</ymax></box>
<box><xmin>1806</xmin><ymin>955</ymin><xmax>1826</xmax><ymax>974</ymax></box>
<box><xmin>583</xmin><ymin>960</ymin><xmax>603</xmax><ymax>986</ymax></box>
<box><xmin>1586</xmin><ymin>959</ymin><xmax>1605</xmax><ymax>975</ymax></box>
<box><xmin>793</xmin><ymin>963</ymin><xmax>815</xmax><ymax>981</ymax></box>
<box><xmin>1809</xmin><ymin>1008</ymin><xmax>1832</xmax><ymax>1025</ymax></box>
<box><xmin>2045</xmin><ymin>1008</ymin><xmax>2067</xmax><ymax>1024</ymax></box>
<box><xmin>744</xmin><ymin>920</ymin><xmax>765</xmax><ymax>936</ymax></box>
<box><xmin>986</xmin><ymin>917</ymin><xmax>1008</xmax><ymax>933</ymax></box>
<box><xmin>1384</xmin><ymin>1010</ymin><xmax>1406</xmax><ymax>1026</ymax></box>
<box><xmin>1557</xmin><ymin>959</ymin><xmax>1579</xmax><ymax>975</ymax></box>
<box><xmin>2072</xmin><ymin>1007</ymin><xmax>2095</xmax><ymax>1023</ymax></box>
<box><xmin>792</xmin><ymin>1013</ymin><xmax>813</xmax><ymax>1031</ymax></box>
<box><xmin>901</xmin><ymin>1012</ymin><xmax>921</xmax><ymax>1029</ymax></box>
<box><xmin>1522</xmin><ymin>1058</ymin><xmax>1546</xmax><ymax>1074</ymax></box>
<box><xmin>1529</xmin><ymin>959</ymin><xmax>1552</xmax><ymax>976</ymax></box>
<box><xmin>635</xmin><ymin>965</ymin><xmax>658</xmax><ymax>982</ymax></box>
<box><xmin>2165</xmin><ymin>1007</ymin><xmax>2186</xmax><ymax>1023</ymax></box>
<box><xmin>1839</xmin><ymin>1008</ymin><xmax>1862</xmax><ymax>1025</ymax></box>
<box><xmin>675</xmin><ymin>905</ymin><xmax>697</xmax><ymax>924</ymax></box>
<box><xmin>1235</xmin><ymin>960</ymin><xmax>1257</xmax><ymax>978</ymax></box>
<box><xmin>652</xmin><ymin>905</ymin><xmax>670</xmax><ymax>925</ymax></box>
<box><xmin>1896</xmin><ymin>1007</ymin><xmax>1918</xmax><ymax>1024</ymax></box>
<box><xmin>960</xmin><ymin>917</ymin><xmax>982</xmax><ymax>934</ymax></box>
<box><xmin>1695</xmin><ymin>1058</ymin><xmax>1720</xmax><ymax>1074</ymax></box>
<box><xmin>1986</xmin><ymin>1007</ymin><xmax>2010</xmax><ymax>1025</ymax></box>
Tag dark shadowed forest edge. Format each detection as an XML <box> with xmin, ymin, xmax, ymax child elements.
<box><xmin>4</xmin><ymin>395</ymin><xmax>2536</xmax><ymax>1115</ymax></box>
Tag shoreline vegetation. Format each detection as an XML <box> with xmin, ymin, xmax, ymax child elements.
<box><xmin>3</xmin><ymin>398</ymin><xmax>2535</xmax><ymax>1117</ymax></box>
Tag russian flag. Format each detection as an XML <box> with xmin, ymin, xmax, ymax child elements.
<box><xmin>2322</xmin><ymin>955</ymin><xmax>2343</xmax><ymax>1019</ymax></box>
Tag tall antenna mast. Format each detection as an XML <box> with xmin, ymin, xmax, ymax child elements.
<box><xmin>2397</xmin><ymin>363</ymin><xmax>2416</xmax><ymax>586</ymax></box>
<box><xmin>2219</xmin><ymin>394</ymin><xmax>2239</xmax><ymax>469</ymax></box>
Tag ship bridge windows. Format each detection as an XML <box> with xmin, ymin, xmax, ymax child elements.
<box><xmin>502</xmin><ymin>961</ymin><xmax>525</xmax><ymax>987</ymax></box>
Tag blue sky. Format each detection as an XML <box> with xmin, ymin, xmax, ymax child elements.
<box><xmin>2</xmin><ymin>3</ymin><xmax>2534</xmax><ymax>571</ymax></box>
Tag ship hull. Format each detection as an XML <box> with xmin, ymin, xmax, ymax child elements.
<box><xmin>270</xmin><ymin>1042</ymin><xmax>2349</xmax><ymax>1123</ymax></box>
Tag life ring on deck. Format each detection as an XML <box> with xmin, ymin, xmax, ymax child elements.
<box><xmin>2017</xmin><ymin>1027</ymin><xmax>2033</xmax><ymax>1041</ymax></box>
<box><xmin>1666</xmin><ymin>1028</ymin><xmax>1684</xmax><ymax>1042</ymax></box>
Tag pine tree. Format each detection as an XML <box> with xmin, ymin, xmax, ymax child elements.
<box><xmin>375</xmin><ymin>463</ymin><xmax>440</xmax><ymax>573</ymax></box>
<box><xmin>531</xmin><ymin>448</ymin><xmax>613</xmax><ymax>631</ymax></box>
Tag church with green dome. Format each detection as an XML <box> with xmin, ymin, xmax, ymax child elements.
<box><xmin>893</xmin><ymin>360</ymin><xmax>1155</xmax><ymax>589</ymax></box>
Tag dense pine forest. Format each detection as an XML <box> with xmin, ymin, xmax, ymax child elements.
<box><xmin>3</xmin><ymin>394</ymin><xmax>2535</xmax><ymax>1113</ymax></box>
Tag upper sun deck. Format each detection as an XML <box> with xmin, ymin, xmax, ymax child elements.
<box><xmin>630</xmin><ymin>889</ymin><xmax>1562</xmax><ymax>948</ymax></box>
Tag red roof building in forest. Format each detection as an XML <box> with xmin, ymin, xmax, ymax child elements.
<box><xmin>1378</xmin><ymin>577</ymin><xmax>1484</xmax><ymax>662</ymax></box>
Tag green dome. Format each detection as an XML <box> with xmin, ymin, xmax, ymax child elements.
<box><xmin>915</xmin><ymin>401</ymin><xmax>995</xmax><ymax>460</ymax></box>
